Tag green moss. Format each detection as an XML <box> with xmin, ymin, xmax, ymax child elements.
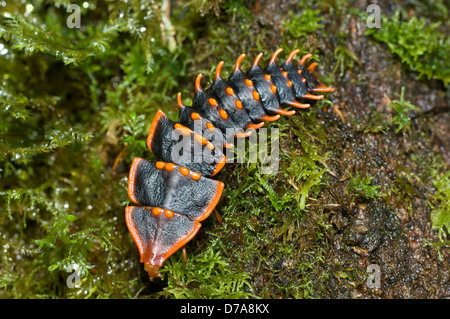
<box><xmin>388</xmin><ymin>87</ymin><xmax>419</xmax><ymax>134</ymax></box>
<box><xmin>365</xmin><ymin>10</ymin><xmax>450</xmax><ymax>85</ymax></box>
<box><xmin>354</xmin><ymin>87</ymin><xmax>420</xmax><ymax>135</ymax></box>
<box><xmin>430</xmin><ymin>170</ymin><xmax>450</xmax><ymax>240</ymax></box>
<box><xmin>333</xmin><ymin>45</ymin><xmax>360</xmax><ymax>78</ymax></box>
<box><xmin>346</xmin><ymin>172</ymin><xmax>383</xmax><ymax>201</ymax></box>
<box><xmin>284</xmin><ymin>113</ymin><xmax>330</xmax><ymax>211</ymax></box>
<box><xmin>158</xmin><ymin>238</ymin><xmax>254</xmax><ymax>299</ymax></box>
<box><xmin>390</xmin><ymin>172</ymin><xmax>418</xmax><ymax>214</ymax></box>
<box><xmin>0</xmin><ymin>9</ymin><xmax>121</xmax><ymax>65</ymax></box>
<box><xmin>282</xmin><ymin>2</ymin><xmax>324</xmax><ymax>39</ymax></box>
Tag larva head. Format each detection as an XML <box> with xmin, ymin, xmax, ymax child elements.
<box><xmin>144</xmin><ymin>263</ymin><xmax>162</xmax><ymax>279</ymax></box>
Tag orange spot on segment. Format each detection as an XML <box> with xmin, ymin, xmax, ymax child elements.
<box><xmin>209</xmin><ymin>98</ymin><xmax>218</xmax><ymax>106</ymax></box>
<box><xmin>191</xmin><ymin>112</ymin><xmax>201</xmax><ymax>121</ymax></box>
<box><xmin>282</xmin><ymin>71</ymin><xmax>288</xmax><ymax>78</ymax></box>
<box><xmin>152</xmin><ymin>207</ymin><xmax>163</xmax><ymax>216</ymax></box>
<box><xmin>219</xmin><ymin>109</ymin><xmax>228</xmax><ymax>120</ymax></box>
<box><xmin>155</xmin><ymin>161</ymin><xmax>165</xmax><ymax>169</ymax></box>
<box><xmin>287</xmin><ymin>80</ymin><xmax>293</xmax><ymax>87</ymax></box>
<box><xmin>190</xmin><ymin>172</ymin><xmax>201</xmax><ymax>181</ymax></box>
<box><xmin>194</xmin><ymin>134</ymin><xmax>203</xmax><ymax>144</ymax></box>
<box><xmin>226</xmin><ymin>87</ymin><xmax>234</xmax><ymax>96</ymax></box>
<box><xmin>179</xmin><ymin>166</ymin><xmax>190</xmax><ymax>176</ymax></box>
<box><xmin>264</xmin><ymin>74</ymin><xmax>271</xmax><ymax>81</ymax></box>
<box><xmin>235</xmin><ymin>99</ymin><xmax>243</xmax><ymax>110</ymax></box>
<box><xmin>245</xmin><ymin>79</ymin><xmax>253</xmax><ymax>87</ymax></box>
<box><xmin>195</xmin><ymin>134</ymin><xmax>215</xmax><ymax>150</ymax></box>
<box><xmin>165</xmin><ymin>163</ymin><xmax>176</xmax><ymax>171</ymax></box>
<box><xmin>252</xmin><ymin>90</ymin><xmax>260</xmax><ymax>101</ymax></box>
<box><xmin>174</xmin><ymin>123</ymin><xmax>191</xmax><ymax>135</ymax></box>
<box><xmin>271</xmin><ymin>84</ymin><xmax>277</xmax><ymax>93</ymax></box>
<box><xmin>164</xmin><ymin>209</ymin><xmax>174</xmax><ymax>218</ymax></box>
<box><xmin>206</xmin><ymin>122</ymin><xmax>215</xmax><ymax>130</ymax></box>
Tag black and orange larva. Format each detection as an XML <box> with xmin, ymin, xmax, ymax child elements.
<box><xmin>126</xmin><ymin>48</ymin><xmax>334</xmax><ymax>279</ymax></box>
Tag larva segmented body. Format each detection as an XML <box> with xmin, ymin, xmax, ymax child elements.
<box><xmin>126</xmin><ymin>48</ymin><xmax>334</xmax><ymax>279</ymax></box>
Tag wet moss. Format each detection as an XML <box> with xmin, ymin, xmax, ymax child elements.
<box><xmin>346</xmin><ymin>172</ymin><xmax>383</xmax><ymax>201</ymax></box>
<box><xmin>388</xmin><ymin>87</ymin><xmax>420</xmax><ymax>133</ymax></box>
<box><xmin>430</xmin><ymin>170</ymin><xmax>450</xmax><ymax>241</ymax></box>
<box><xmin>365</xmin><ymin>10</ymin><xmax>450</xmax><ymax>85</ymax></box>
<box><xmin>282</xmin><ymin>1</ymin><xmax>324</xmax><ymax>39</ymax></box>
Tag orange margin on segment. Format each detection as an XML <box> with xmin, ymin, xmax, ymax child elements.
<box><xmin>127</xmin><ymin>157</ymin><xmax>144</xmax><ymax>205</ymax></box>
<box><xmin>195</xmin><ymin>180</ymin><xmax>225</xmax><ymax>222</ymax></box>
<box><xmin>146</xmin><ymin>109</ymin><xmax>167</xmax><ymax>153</ymax></box>
<box><xmin>211</xmin><ymin>154</ymin><xmax>226</xmax><ymax>177</ymax></box>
